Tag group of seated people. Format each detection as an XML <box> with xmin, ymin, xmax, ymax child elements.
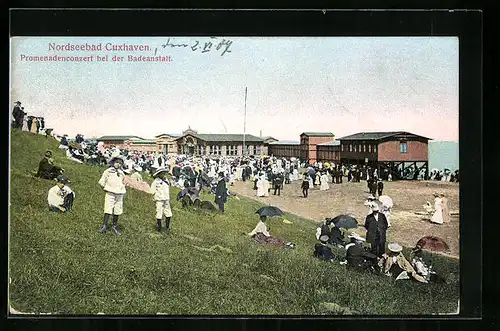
<box><xmin>312</xmin><ymin>221</ymin><xmax>445</xmax><ymax>284</ymax></box>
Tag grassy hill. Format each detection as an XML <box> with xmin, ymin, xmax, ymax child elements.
<box><xmin>8</xmin><ymin>130</ymin><xmax>460</xmax><ymax>315</ymax></box>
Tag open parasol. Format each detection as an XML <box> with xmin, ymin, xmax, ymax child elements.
<box><xmin>330</xmin><ymin>214</ymin><xmax>358</xmax><ymax>230</ymax></box>
<box><xmin>255</xmin><ymin>206</ymin><xmax>284</xmax><ymax>217</ymax></box>
<box><xmin>415</xmin><ymin>236</ymin><xmax>450</xmax><ymax>252</ymax></box>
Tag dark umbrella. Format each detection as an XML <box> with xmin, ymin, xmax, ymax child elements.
<box><xmin>415</xmin><ymin>236</ymin><xmax>449</xmax><ymax>252</ymax></box>
<box><xmin>255</xmin><ymin>206</ymin><xmax>284</xmax><ymax>217</ymax></box>
<box><xmin>331</xmin><ymin>214</ymin><xmax>358</xmax><ymax>230</ymax></box>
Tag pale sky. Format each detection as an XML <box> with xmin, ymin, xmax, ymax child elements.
<box><xmin>10</xmin><ymin>37</ymin><xmax>458</xmax><ymax>141</ymax></box>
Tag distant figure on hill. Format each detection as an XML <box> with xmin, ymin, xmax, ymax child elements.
<box><xmin>12</xmin><ymin>101</ymin><xmax>26</xmax><ymax>129</ymax></box>
<box><xmin>36</xmin><ymin>150</ymin><xmax>64</xmax><ymax>180</ymax></box>
<box><xmin>149</xmin><ymin>168</ymin><xmax>173</xmax><ymax>233</ymax></box>
<box><xmin>47</xmin><ymin>175</ymin><xmax>75</xmax><ymax>213</ymax></box>
<box><xmin>98</xmin><ymin>152</ymin><xmax>127</xmax><ymax>236</ymax></box>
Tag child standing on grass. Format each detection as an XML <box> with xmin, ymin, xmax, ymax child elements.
<box><xmin>149</xmin><ymin>168</ymin><xmax>173</xmax><ymax>233</ymax></box>
<box><xmin>98</xmin><ymin>152</ymin><xmax>126</xmax><ymax>236</ymax></box>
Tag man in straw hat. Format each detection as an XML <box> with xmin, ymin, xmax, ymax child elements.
<box><xmin>149</xmin><ymin>168</ymin><xmax>173</xmax><ymax>233</ymax></box>
<box><xmin>364</xmin><ymin>203</ymin><xmax>389</xmax><ymax>258</ymax></box>
<box><xmin>98</xmin><ymin>151</ymin><xmax>127</xmax><ymax>235</ymax></box>
<box><xmin>47</xmin><ymin>175</ymin><xmax>75</xmax><ymax>213</ymax></box>
<box><xmin>382</xmin><ymin>243</ymin><xmax>427</xmax><ymax>283</ymax></box>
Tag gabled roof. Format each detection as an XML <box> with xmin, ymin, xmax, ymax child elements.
<box><xmin>97</xmin><ymin>135</ymin><xmax>143</xmax><ymax>141</ymax></box>
<box><xmin>269</xmin><ymin>140</ymin><xmax>300</xmax><ymax>145</ymax></box>
<box><xmin>338</xmin><ymin>131</ymin><xmax>431</xmax><ymax>141</ymax></box>
<box><xmin>175</xmin><ymin>133</ymin><xmax>264</xmax><ymax>143</ymax></box>
<box><xmin>317</xmin><ymin>141</ymin><xmax>340</xmax><ymax>146</ymax></box>
<box><xmin>300</xmin><ymin>132</ymin><xmax>335</xmax><ymax>137</ymax></box>
<box><xmin>262</xmin><ymin>136</ymin><xmax>278</xmax><ymax>141</ymax></box>
<box><xmin>155</xmin><ymin>133</ymin><xmax>182</xmax><ymax>138</ymax></box>
<box><xmin>130</xmin><ymin>139</ymin><xmax>157</xmax><ymax>144</ymax></box>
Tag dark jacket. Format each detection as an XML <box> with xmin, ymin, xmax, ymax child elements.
<box><xmin>301</xmin><ymin>179</ymin><xmax>310</xmax><ymax>190</ymax></box>
<box><xmin>13</xmin><ymin>106</ymin><xmax>25</xmax><ymax>119</ymax></box>
<box><xmin>215</xmin><ymin>179</ymin><xmax>228</xmax><ymax>204</ymax></box>
<box><xmin>346</xmin><ymin>243</ymin><xmax>377</xmax><ymax>267</ymax></box>
<box><xmin>364</xmin><ymin>212</ymin><xmax>388</xmax><ymax>244</ymax></box>
<box><xmin>314</xmin><ymin>243</ymin><xmax>335</xmax><ymax>261</ymax></box>
<box><xmin>36</xmin><ymin>157</ymin><xmax>62</xmax><ymax>179</ymax></box>
<box><xmin>346</xmin><ymin>243</ymin><xmax>369</xmax><ymax>266</ymax></box>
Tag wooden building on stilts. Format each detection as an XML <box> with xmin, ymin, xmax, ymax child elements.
<box><xmin>338</xmin><ymin>131</ymin><xmax>431</xmax><ymax>180</ymax></box>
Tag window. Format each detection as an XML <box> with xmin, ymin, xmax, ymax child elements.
<box><xmin>354</xmin><ymin>145</ymin><xmax>357</xmax><ymax>152</ymax></box>
<box><xmin>374</xmin><ymin>145</ymin><xmax>377</xmax><ymax>153</ymax></box>
<box><xmin>368</xmin><ymin>145</ymin><xmax>371</xmax><ymax>153</ymax></box>
<box><xmin>341</xmin><ymin>144</ymin><xmax>344</xmax><ymax>152</ymax></box>
<box><xmin>400</xmin><ymin>142</ymin><xmax>407</xmax><ymax>153</ymax></box>
<box><xmin>253</xmin><ymin>145</ymin><xmax>257</xmax><ymax>154</ymax></box>
<box><xmin>349</xmin><ymin>144</ymin><xmax>352</xmax><ymax>152</ymax></box>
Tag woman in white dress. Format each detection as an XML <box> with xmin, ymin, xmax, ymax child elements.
<box><xmin>262</xmin><ymin>175</ymin><xmax>270</xmax><ymax>197</ymax></box>
<box><xmin>320</xmin><ymin>172</ymin><xmax>329</xmax><ymax>191</ymax></box>
<box><xmin>256</xmin><ymin>174</ymin><xmax>266</xmax><ymax>197</ymax></box>
<box><xmin>293</xmin><ymin>168</ymin><xmax>299</xmax><ymax>181</ymax></box>
<box><xmin>430</xmin><ymin>193</ymin><xmax>444</xmax><ymax>224</ymax></box>
<box><xmin>314</xmin><ymin>173</ymin><xmax>321</xmax><ymax>186</ymax></box>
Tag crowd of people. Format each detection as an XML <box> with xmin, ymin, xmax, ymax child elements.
<box><xmin>15</xmin><ymin>99</ymin><xmax>451</xmax><ymax>286</ymax></box>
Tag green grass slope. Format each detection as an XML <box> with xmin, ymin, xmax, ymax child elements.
<box><xmin>9</xmin><ymin>129</ymin><xmax>460</xmax><ymax>315</ymax></box>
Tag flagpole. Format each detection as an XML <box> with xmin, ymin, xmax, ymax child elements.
<box><xmin>243</xmin><ymin>87</ymin><xmax>247</xmax><ymax>156</ymax></box>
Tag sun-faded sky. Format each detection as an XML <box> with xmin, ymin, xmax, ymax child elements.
<box><xmin>10</xmin><ymin>37</ymin><xmax>458</xmax><ymax>141</ymax></box>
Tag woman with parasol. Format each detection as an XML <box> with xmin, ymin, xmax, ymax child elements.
<box><xmin>247</xmin><ymin>206</ymin><xmax>294</xmax><ymax>249</ymax></box>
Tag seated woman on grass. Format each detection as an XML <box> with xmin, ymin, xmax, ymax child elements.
<box><xmin>47</xmin><ymin>175</ymin><xmax>75</xmax><ymax>213</ymax></box>
<box><xmin>410</xmin><ymin>246</ymin><xmax>446</xmax><ymax>283</ymax></box>
<box><xmin>381</xmin><ymin>243</ymin><xmax>428</xmax><ymax>283</ymax></box>
<box><xmin>247</xmin><ymin>215</ymin><xmax>294</xmax><ymax>249</ymax></box>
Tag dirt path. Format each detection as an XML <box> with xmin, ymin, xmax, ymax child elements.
<box><xmin>230</xmin><ymin>178</ymin><xmax>460</xmax><ymax>258</ymax></box>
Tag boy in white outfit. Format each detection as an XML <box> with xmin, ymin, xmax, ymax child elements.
<box><xmin>47</xmin><ymin>175</ymin><xmax>75</xmax><ymax>213</ymax></box>
<box><xmin>98</xmin><ymin>152</ymin><xmax>126</xmax><ymax>236</ymax></box>
<box><xmin>150</xmin><ymin>168</ymin><xmax>173</xmax><ymax>233</ymax></box>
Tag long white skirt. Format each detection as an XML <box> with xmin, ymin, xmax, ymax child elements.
<box><xmin>256</xmin><ymin>180</ymin><xmax>266</xmax><ymax>197</ymax></box>
<box><xmin>320</xmin><ymin>182</ymin><xmax>329</xmax><ymax>190</ymax></box>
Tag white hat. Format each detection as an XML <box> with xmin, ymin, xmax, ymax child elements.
<box><xmin>319</xmin><ymin>234</ymin><xmax>329</xmax><ymax>243</ymax></box>
<box><xmin>388</xmin><ymin>243</ymin><xmax>403</xmax><ymax>253</ymax></box>
<box><xmin>153</xmin><ymin>168</ymin><xmax>169</xmax><ymax>177</ymax></box>
<box><xmin>348</xmin><ymin>234</ymin><xmax>366</xmax><ymax>242</ymax></box>
<box><xmin>108</xmin><ymin>151</ymin><xmax>124</xmax><ymax>164</ymax></box>
<box><xmin>367</xmin><ymin>194</ymin><xmax>376</xmax><ymax>200</ymax></box>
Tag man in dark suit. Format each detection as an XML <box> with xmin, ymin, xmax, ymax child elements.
<box><xmin>36</xmin><ymin>150</ymin><xmax>64</xmax><ymax>180</ymax></box>
<box><xmin>214</xmin><ymin>172</ymin><xmax>228</xmax><ymax>213</ymax></box>
<box><xmin>377</xmin><ymin>179</ymin><xmax>384</xmax><ymax>197</ymax></box>
<box><xmin>364</xmin><ymin>204</ymin><xmax>388</xmax><ymax>257</ymax></box>
<box><xmin>345</xmin><ymin>236</ymin><xmax>378</xmax><ymax>271</ymax></box>
<box><xmin>12</xmin><ymin>101</ymin><xmax>26</xmax><ymax>129</ymax></box>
